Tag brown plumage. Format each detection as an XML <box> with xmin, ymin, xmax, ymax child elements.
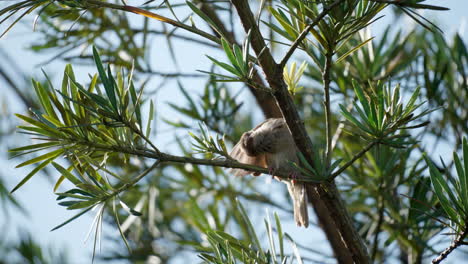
<box><xmin>230</xmin><ymin>118</ymin><xmax>309</xmax><ymax>227</ymax></box>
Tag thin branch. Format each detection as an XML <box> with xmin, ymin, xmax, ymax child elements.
<box><xmin>73</xmin><ymin>139</ymin><xmax>304</xmax><ymax>181</ymax></box>
<box><xmin>111</xmin><ymin>160</ymin><xmax>161</xmax><ymax>196</ymax></box>
<box><xmin>330</xmin><ymin>140</ymin><xmax>378</xmax><ymax>180</ymax></box>
<box><xmin>371</xmin><ymin>182</ymin><xmax>385</xmax><ymax>262</ymax></box>
<box><xmin>432</xmin><ymin>228</ymin><xmax>468</xmax><ymax>264</ymax></box>
<box><xmin>279</xmin><ymin>0</ymin><xmax>344</xmax><ymax>68</ymax></box>
<box><xmin>123</xmin><ymin>120</ymin><xmax>161</xmax><ymax>155</ymax></box>
<box><xmin>323</xmin><ymin>52</ymin><xmax>333</xmax><ymax>167</ymax></box>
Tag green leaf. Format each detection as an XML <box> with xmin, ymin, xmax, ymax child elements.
<box><xmin>285</xmin><ymin>233</ymin><xmax>303</xmax><ymax>264</ymax></box>
<box><xmin>404</xmin><ymin>86</ymin><xmax>421</xmax><ymax>116</ymax></box>
<box><xmin>54</xmin><ymin>175</ymin><xmax>66</xmax><ymax>193</ymax></box>
<box><xmin>67</xmin><ymin>200</ymin><xmax>98</xmax><ymax>210</ymax></box>
<box><xmin>186</xmin><ymin>1</ymin><xmax>225</xmax><ymax>38</ymax></box>
<box><xmin>52</xmin><ymin>162</ymin><xmax>82</xmax><ymax>186</ymax></box>
<box><xmin>264</xmin><ymin>214</ymin><xmax>277</xmax><ymax>262</ymax></box>
<box><xmin>206</xmin><ymin>55</ymin><xmax>241</xmax><ymax>76</ymax></box>
<box><xmin>112</xmin><ymin>198</ymin><xmax>131</xmax><ymax>253</ymax></box>
<box><xmin>33</xmin><ymin>79</ymin><xmax>58</xmax><ymax>120</ymax></box>
<box><xmin>339</xmin><ymin>104</ymin><xmax>372</xmax><ymax>134</ymax></box>
<box><xmin>119</xmin><ymin>200</ymin><xmax>142</xmax><ymax>216</ymax></box>
<box><xmin>353</xmin><ymin>81</ymin><xmax>370</xmax><ymax>115</ymax></box>
<box><xmin>50</xmin><ymin>206</ymin><xmax>94</xmax><ymax>231</ymax></box>
<box><xmin>15</xmin><ymin>113</ymin><xmax>61</xmax><ymax>138</ymax></box>
<box><xmin>15</xmin><ymin>148</ymin><xmax>64</xmax><ymax>168</ymax></box>
<box><xmin>9</xmin><ymin>142</ymin><xmax>59</xmax><ymax>153</ymax></box>
<box><xmin>108</xmin><ymin>65</ymin><xmax>119</xmax><ymax>109</ymax></box>
<box><xmin>454</xmin><ymin>151</ymin><xmax>468</xmax><ymax>210</ymax></box>
<box><xmin>425</xmin><ymin>155</ymin><xmax>462</xmax><ymax>225</ymax></box>
<box><xmin>11</xmin><ymin>155</ymin><xmax>57</xmax><ymax>193</ymax></box>
<box><xmin>145</xmin><ymin>100</ymin><xmax>154</xmax><ymax>138</ymax></box>
<box><xmin>129</xmin><ymin>82</ymin><xmax>142</xmax><ymax>128</ymax></box>
<box><xmin>336</xmin><ymin>37</ymin><xmax>374</xmax><ymax>63</ymax></box>
<box><xmin>237</xmin><ymin>200</ymin><xmax>265</xmax><ymax>259</ymax></box>
<box><xmin>92</xmin><ymin>46</ymin><xmax>117</xmax><ymax>111</ymax></box>
<box><xmin>274</xmin><ymin>212</ymin><xmax>284</xmax><ymax>261</ymax></box>
<box><xmin>233</xmin><ymin>44</ymin><xmax>245</xmax><ymax>75</ymax></box>
<box><xmin>221</xmin><ymin>38</ymin><xmax>239</xmax><ymax>69</ymax></box>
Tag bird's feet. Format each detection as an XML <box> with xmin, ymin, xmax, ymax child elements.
<box><xmin>289</xmin><ymin>171</ymin><xmax>299</xmax><ymax>184</ymax></box>
<box><xmin>268</xmin><ymin>167</ymin><xmax>281</xmax><ymax>181</ymax></box>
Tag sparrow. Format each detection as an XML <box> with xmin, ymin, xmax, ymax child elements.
<box><xmin>230</xmin><ymin>118</ymin><xmax>309</xmax><ymax>227</ymax></box>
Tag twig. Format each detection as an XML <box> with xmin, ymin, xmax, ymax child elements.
<box><xmin>122</xmin><ymin>119</ymin><xmax>162</xmax><ymax>155</ymax></box>
<box><xmin>111</xmin><ymin>160</ymin><xmax>161</xmax><ymax>196</ymax></box>
<box><xmin>279</xmin><ymin>0</ymin><xmax>344</xmax><ymax>68</ymax></box>
<box><xmin>329</xmin><ymin>141</ymin><xmax>378</xmax><ymax>180</ymax></box>
<box><xmin>371</xmin><ymin>183</ymin><xmax>385</xmax><ymax>262</ymax></box>
<box><xmin>323</xmin><ymin>52</ymin><xmax>333</xmax><ymax>167</ymax></box>
<box><xmin>432</xmin><ymin>228</ymin><xmax>468</xmax><ymax>264</ymax></box>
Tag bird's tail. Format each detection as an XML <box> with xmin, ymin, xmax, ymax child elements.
<box><xmin>286</xmin><ymin>181</ymin><xmax>309</xmax><ymax>228</ymax></box>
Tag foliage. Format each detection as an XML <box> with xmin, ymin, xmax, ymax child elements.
<box><xmin>0</xmin><ymin>0</ymin><xmax>466</xmax><ymax>263</ymax></box>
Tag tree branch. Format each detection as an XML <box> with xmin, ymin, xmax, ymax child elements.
<box><xmin>230</xmin><ymin>0</ymin><xmax>370</xmax><ymax>262</ymax></box>
<box><xmin>432</xmin><ymin>228</ymin><xmax>468</xmax><ymax>264</ymax></box>
<box><xmin>73</xmin><ymin>139</ymin><xmax>303</xmax><ymax>180</ymax></box>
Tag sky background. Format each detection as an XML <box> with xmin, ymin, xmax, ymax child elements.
<box><xmin>1</xmin><ymin>0</ymin><xmax>467</xmax><ymax>263</ymax></box>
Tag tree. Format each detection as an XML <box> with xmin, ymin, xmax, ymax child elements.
<box><xmin>0</xmin><ymin>0</ymin><xmax>467</xmax><ymax>263</ymax></box>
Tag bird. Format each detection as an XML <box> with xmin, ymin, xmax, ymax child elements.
<box><xmin>229</xmin><ymin>118</ymin><xmax>309</xmax><ymax>227</ymax></box>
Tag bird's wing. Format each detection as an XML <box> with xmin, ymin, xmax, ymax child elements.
<box><xmin>229</xmin><ymin>140</ymin><xmax>267</xmax><ymax>176</ymax></box>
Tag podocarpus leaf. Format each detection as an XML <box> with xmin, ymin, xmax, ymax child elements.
<box><xmin>93</xmin><ymin>46</ymin><xmax>117</xmax><ymax>111</ymax></box>
<box><xmin>11</xmin><ymin>155</ymin><xmax>59</xmax><ymax>193</ymax></box>
<box><xmin>50</xmin><ymin>206</ymin><xmax>94</xmax><ymax>231</ymax></box>
<box><xmin>426</xmin><ymin>155</ymin><xmax>463</xmax><ymax>225</ymax></box>
<box><xmin>52</xmin><ymin>162</ymin><xmax>82</xmax><ymax>186</ymax></box>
